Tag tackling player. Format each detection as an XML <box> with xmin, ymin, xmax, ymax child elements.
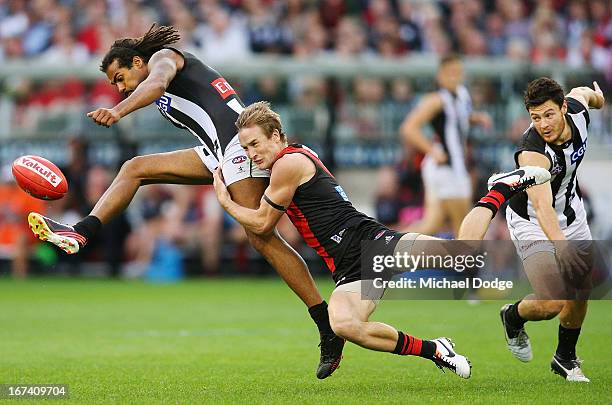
<box><xmin>213</xmin><ymin>101</ymin><xmax>551</xmax><ymax>378</ymax></box>
<box><xmin>25</xmin><ymin>24</ymin><xmax>343</xmax><ymax>379</ymax></box>
<box><xmin>499</xmin><ymin>78</ymin><xmax>605</xmax><ymax>382</ymax></box>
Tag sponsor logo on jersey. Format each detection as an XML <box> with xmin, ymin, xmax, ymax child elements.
<box><xmin>570</xmin><ymin>138</ymin><xmax>587</xmax><ymax>164</ymax></box>
<box><xmin>232</xmin><ymin>156</ymin><xmax>247</xmax><ymax>164</ymax></box>
<box><xmin>374</xmin><ymin>230</ymin><xmax>386</xmax><ymax>240</ymax></box>
<box><xmin>211</xmin><ymin>78</ymin><xmax>236</xmax><ymax>100</ymax></box>
<box><xmin>335</xmin><ymin>185</ymin><xmax>349</xmax><ymax>201</ymax></box>
<box><xmin>17</xmin><ymin>157</ymin><xmax>62</xmax><ymax>187</ymax></box>
<box><xmin>155</xmin><ymin>95</ymin><xmax>172</xmax><ymax>113</ymax></box>
<box><xmin>385</xmin><ymin>235</ymin><xmax>394</xmax><ymax>245</ymax></box>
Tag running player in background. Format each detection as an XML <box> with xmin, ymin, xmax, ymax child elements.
<box><xmin>500</xmin><ymin>78</ymin><xmax>605</xmax><ymax>382</ymax></box>
<box><xmin>214</xmin><ymin>101</ymin><xmax>551</xmax><ymax>379</ymax></box>
<box><xmin>26</xmin><ymin>24</ymin><xmax>343</xmax><ymax>379</ymax></box>
<box><xmin>400</xmin><ymin>54</ymin><xmax>492</xmax><ymax>236</ymax></box>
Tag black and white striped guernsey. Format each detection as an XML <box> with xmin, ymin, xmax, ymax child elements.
<box><xmin>508</xmin><ymin>97</ymin><xmax>590</xmax><ymax>228</ymax></box>
<box><xmin>430</xmin><ymin>85</ymin><xmax>472</xmax><ymax>174</ymax></box>
<box><xmin>153</xmin><ymin>48</ymin><xmax>245</xmax><ymax>168</ymax></box>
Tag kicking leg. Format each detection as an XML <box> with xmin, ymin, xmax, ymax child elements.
<box><xmin>90</xmin><ymin>149</ymin><xmax>213</xmax><ymax>223</ymax></box>
<box><xmin>28</xmin><ymin>149</ymin><xmax>212</xmax><ymax>253</ymax></box>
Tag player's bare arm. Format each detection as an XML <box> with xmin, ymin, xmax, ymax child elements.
<box><xmin>566</xmin><ymin>81</ymin><xmax>605</xmax><ymax>110</ymax></box>
<box><xmin>112</xmin><ymin>49</ymin><xmax>184</xmax><ymax>117</ymax></box>
<box><xmin>87</xmin><ymin>49</ymin><xmax>184</xmax><ymax>127</ymax></box>
<box><xmin>400</xmin><ymin>93</ymin><xmax>445</xmax><ymax>162</ymax></box>
<box><xmin>518</xmin><ymin>151</ymin><xmax>565</xmax><ymax>241</ymax></box>
<box><xmin>519</xmin><ymin>151</ymin><xmax>587</xmax><ymax>272</ymax></box>
<box><xmin>214</xmin><ymin>154</ymin><xmax>312</xmax><ymax>235</ymax></box>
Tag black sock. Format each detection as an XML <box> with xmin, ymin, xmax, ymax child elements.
<box><xmin>392</xmin><ymin>331</ymin><xmax>437</xmax><ymax>359</ymax></box>
<box><xmin>308</xmin><ymin>301</ymin><xmax>334</xmax><ymax>335</ymax></box>
<box><xmin>73</xmin><ymin>215</ymin><xmax>102</xmax><ymax>242</ymax></box>
<box><xmin>556</xmin><ymin>325</ymin><xmax>581</xmax><ymax>360</ymax></box>
<box><xmin>505</xmin><ymin>300</ymin><xmax>527</xmax><ymax>332</ymax></box>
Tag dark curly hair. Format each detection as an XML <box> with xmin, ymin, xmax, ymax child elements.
<box><xmin>100</xmin><ymin>24</ymin><xmax>180</xmax><ymax>72</ymax></box>
<box><xmin>524</xmin><ymin>77</ymin><xmax>565</xmax><ymax>110</ymax></box>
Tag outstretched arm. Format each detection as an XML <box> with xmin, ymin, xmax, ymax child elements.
<box><xmin>214</xmin><ymin>155</ymin><xmax>306</xmax><ymax>235</ymax></box>
<box><xmin>87</xmin><ymin>49</ymin><xmax>184</xmax><ymax>127</ymax></box>
<box><xmin>566</xmin><ymin>81</ymin><xmax>605</xmax><ymax>110</ymax></box>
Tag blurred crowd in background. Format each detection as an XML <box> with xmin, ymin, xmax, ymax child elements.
<box><xmin>0</xmin><ymin>0</ymin><xmax>610</xmax><ymax>68</ymax></box>
<box><xmin>0</xmin><ymin>0</ymin><xmax>610</xmax><ymax>278</ymax></box>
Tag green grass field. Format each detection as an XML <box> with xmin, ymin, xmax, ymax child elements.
<box><xmin>0</xmin><ymin>277</ymin><xmax>610</xmax><ymax>404</ymax></box>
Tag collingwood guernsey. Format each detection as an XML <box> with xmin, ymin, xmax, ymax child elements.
<box><xmin>154</xmin><ymin>48</ymin><xmax>245</xmax><ymax>171</ymax></box>
<box><xmin>431</xmin><ymin>84</ymin><xmax>472</xmax><ymax>174</ymax></box>
<box><xmin>508</xmin><ymin>97</ymin><xmax>590</xmax><ymax>229</ymax></box>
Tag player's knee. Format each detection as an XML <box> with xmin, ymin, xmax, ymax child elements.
<box><xmin>329</xmin><ymin>315</ymin><xmax>362</xmax><ymax>343</ymax></box>
<box><xmin>535</xmin><ymin>300</ymin><xmax>564</xmax><ymax>319</ymax></box>
<box><xmin>119</xmin><ymin>156</ymin><xmax>148</xmax><ymax>179</ymax></box>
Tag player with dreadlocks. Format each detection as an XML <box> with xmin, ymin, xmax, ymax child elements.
<box><xmin>27</xmin><ymin>24</ymin><xmax>345</xmax><ymax>379</ymax></box>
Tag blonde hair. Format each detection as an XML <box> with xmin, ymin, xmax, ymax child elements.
<box><xmin>236</xmin><ymin>101</ymin><xmax>286</xmax><ymax>142</ymax></box>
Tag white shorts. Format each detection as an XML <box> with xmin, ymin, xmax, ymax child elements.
<box><xmin>193</xmin><ymin>135</ymin><xmax>270</xmax><ymax>186</ymax></box>
<box><xmin>421</xmin><ymin>156</ymin><xmax>472</xmax><ymax>200</ymax></box>
<box><xmin>506</xmin><ymin>209</ymin><xmax>592</xmax><ymax>261</ymax></box>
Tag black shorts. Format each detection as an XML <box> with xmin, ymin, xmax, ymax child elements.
<box><xmin>332</xmin><ymin>219</ymin><xmax>405</xmax><ymax>286</ymax></box>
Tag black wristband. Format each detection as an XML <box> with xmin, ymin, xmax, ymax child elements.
<box><xmin>263</xmin><ymin>194</ymin><xmax>286</xmax><ymax>212</ymax></box>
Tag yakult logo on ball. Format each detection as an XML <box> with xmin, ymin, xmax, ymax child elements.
<box><xmin>17</xmin><ymin>157</ymin><xmax>62</xmax><ymax>187</ymax></box>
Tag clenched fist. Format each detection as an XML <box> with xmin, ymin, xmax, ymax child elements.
<box><xmin>87</xmin><ymin>108</ymin><xmax>121</xmax><ymax>127</ymax></box>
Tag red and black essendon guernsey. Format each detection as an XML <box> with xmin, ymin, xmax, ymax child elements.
<box><xmin>274</xmin><ymin>145</ymin><xmax>371</xmax><ymax>276</ymax></box>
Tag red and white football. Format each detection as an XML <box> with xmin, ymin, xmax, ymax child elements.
<box><xmin>11</xmin><ymin>155</ymin><xmax>68</xmax><ymax>200</ymax></box>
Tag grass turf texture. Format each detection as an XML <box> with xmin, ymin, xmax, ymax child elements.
<box><xmin>0</xmin><ymin>278</ymin><xmax>610</xmax><ymax>404</ymax></box>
